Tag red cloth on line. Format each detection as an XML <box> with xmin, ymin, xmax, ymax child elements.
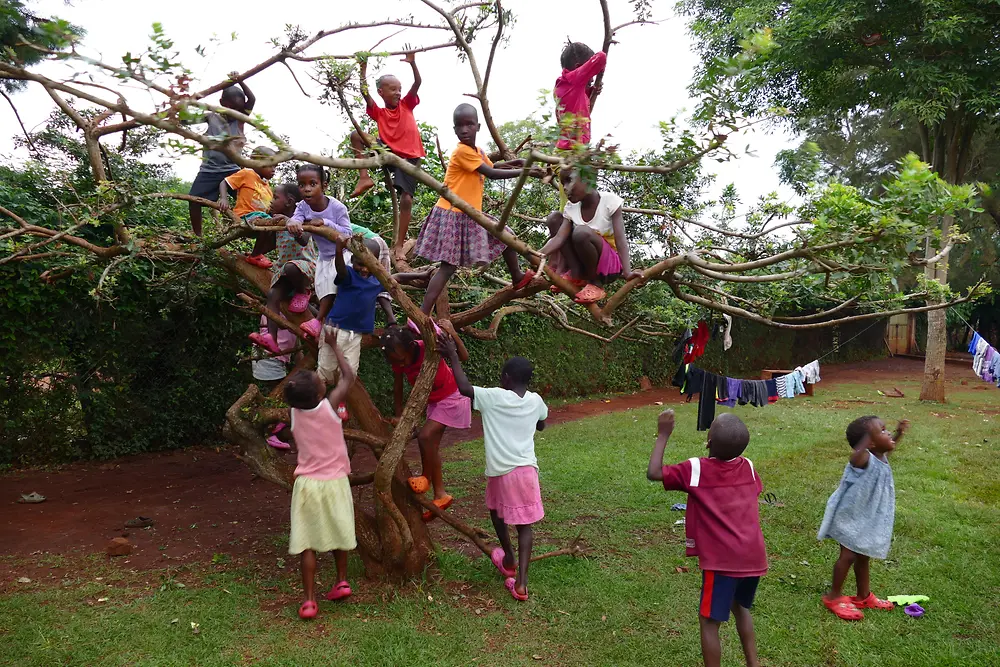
<box><xmin>684</xmin><ymin>321</ymin><xmax>710</xmax><ymax>363</ymax></box>
<box><xmin>662</xmin><ymin>456</ymin><xmax>767</xmax><ymax>577</ymax></box>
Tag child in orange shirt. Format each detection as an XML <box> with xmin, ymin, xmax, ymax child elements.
<box><xmin>413</xmin><ymin>104</ymin><xmax>534</xmax><ymax>315</ymax></box>
<box><xmin>218</xmin><ymin>146</ymin><xmax>277</xmax><ymax>269</ymax></box>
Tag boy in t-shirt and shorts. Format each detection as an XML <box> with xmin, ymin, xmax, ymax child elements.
<box><xmin>350</xmin><ymin>52</ymin><xmax>426</xmax><ymax>261</ymax></box>
<box><xmin>647</xmin><ymin>410</ymin><xmax>767</xmax><ymax>667</ymax></box>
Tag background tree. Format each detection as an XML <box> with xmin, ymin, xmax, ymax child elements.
<box><xmin>681</xmin><ymin>0</ymin><xmax>1000</xmax><ymax>401</ymax></box>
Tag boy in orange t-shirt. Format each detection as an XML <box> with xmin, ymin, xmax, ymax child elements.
<box><xmin>350</xmin><ymin>52</ymin><xmax>426</xmax><ymax>261</ymax></box>
<box><xmin>218</xmin><ymin>146</ymin><xmax>277</xmax><ymax>268</ymax></box>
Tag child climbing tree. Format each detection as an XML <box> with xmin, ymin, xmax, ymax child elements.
<box><xmin>0</xmin><ymin>1</ymin><xmax>988</xmax><ymax>580</ymax></box>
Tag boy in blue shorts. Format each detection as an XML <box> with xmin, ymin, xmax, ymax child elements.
<box><xmin>647</xmin><ymin>410</ymin><xmax>766</xmax><ymax>667</ymax></box>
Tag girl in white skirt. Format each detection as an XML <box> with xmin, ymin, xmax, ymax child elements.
<box><xmin>283</xmin><ymin>330</ymin><xmax>357</xmax><ymax>620</ymax></box>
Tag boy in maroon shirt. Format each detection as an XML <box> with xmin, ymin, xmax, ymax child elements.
<box><xmin>647</xmin><ymin>410</ymin><xmax>765</xmax><ymax>667</ymax></box>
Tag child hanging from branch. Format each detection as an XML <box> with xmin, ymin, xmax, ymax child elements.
<box><xmin>351</xmin><ymin>52</ymin><xmax>425</xmax><ymax>262</ymax></box>
<box><xmin>441</xmin><ymin>333</ymin><xmax>548</xmax><ymax>602</ymax></box>
<box><xmin>540</xmin><ymin>168</ymin><xmax>643</xmax><ymax>304</ymax></box>
<box><xmin>555</xmin><ymin>41</ymin><xmax>606</xmax><ymax>150</ymax></box>
<box><xmin>188</xmin><ymin>74</ymin><xmax>258</xmax><ymax>241</ymax></box>
<box><xmin>413</xmin><ymin>103</ymin><xmax>536</xmax><ymax>315</ymax></box>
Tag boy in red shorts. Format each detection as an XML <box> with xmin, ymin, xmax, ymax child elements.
<box><xmin>350</xmin><ymin>52</ymin><xmax>425</xmax><ymax>261</ymax></box>
<box><xmin>647</xmin><ymin>410</ymin><xmax>766</xmax><ymax>667</ymax></box>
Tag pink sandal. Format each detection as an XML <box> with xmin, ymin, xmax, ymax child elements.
<box><xmin>298</xmin><ymin>600</ymin><xmax>318</xmax><ymax>619</ymax></box>
<box><xmin>271</xmin><ymin>422</ymin><xmax>287</xmax><ymax>436</ymax></box>
<box><xmin>326</xmin><ymin>581</ymin><xmax>352</xmax><ymax>601</ymax></box>
<box><xmin>491</xmin><ymin>548</ymin><xmax>515</xmax><ymax>578</ymax></box>
<box><xmin>288</xmin><ymin>291</ymin><xmax>312</xmax><ymax>313</ymax></box>
<box><xmin>573</xmin><ymin>283</ymin><xmax>606</xmax><ymax>304</ymax></box>
<box><xmin>249</xmin><ymin>331</ymin><xmax>281</xmax><ymax>355</ymax></box>
<box><xmin>300</xmin><ymin>318</ymin><xmax>322</xmax><ymax>339</ymax></box>
<box><xmin>266</xmin><ymin>435</ymin><xmax>290</xmax><ymax>450</ymax></box>
<box><xmin>505</xmin><ymin>577</ymin><xmax>528</xmax><ymax>602</ymax></box>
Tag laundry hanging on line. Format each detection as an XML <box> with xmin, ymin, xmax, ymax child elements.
<box><xmin>672</xmin><ymin>361</ymin><xmax>820</xmax><ymax>431</ymax></box>
<box><xmin>968</xmin><ymin>331</ymin><xmax>1000</xmax><ymax>387</ymax></box>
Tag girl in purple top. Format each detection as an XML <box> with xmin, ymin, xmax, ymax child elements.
<box><xmin>274</xmin><ymin>164</ymin><xmax>352</xmax><ymax>338</ymax></box>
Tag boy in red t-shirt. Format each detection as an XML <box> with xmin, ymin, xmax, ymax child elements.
<box><xmin>350</xmin><ymin>52</ymin><xmax>426</xmax><ymax>261</ymax></box>
<box><xmin>647</xmin><ymin>410</ymin><xmax>766</xmax><ymax>667</ymax></box>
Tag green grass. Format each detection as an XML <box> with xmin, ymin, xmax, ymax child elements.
<box><xmin>2</xmin><ymin>377</ymin><xmax>999</xmax><ymax>665</ymax></box>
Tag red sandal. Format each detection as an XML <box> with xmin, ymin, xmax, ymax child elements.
<box><xmin>245</xmin><ymin>254</ymin><xmax>273</xmax><ymax>269</ymax></box>
<box><xmin>505</xmin><ymin>577</ymin><xmax>528</xmax><ymax>602</ymax></box>
<box><xmin>298</xmin><ymin>600</ymin><xmax>318</xmax><ymax>619</ymax></box>
<box><xmin>512</xmin><ymin>270</ymin><xmax>536</xmax><ymax>291</ymax></box>
<box><xmin>852</xmin><ymin>592</ymin><xmax>894</xmax><ymax>610</ymax></box>
<box><xmin>249</xmin><ymin>331</ymin><xmax>281</xmax><ymax>355</ymax></box>
<box><xmin>408</xmin><ymin>476</ymin><xmax>430</xmax><ymax>494</ymax></box>
<box><xmin>573</xmin><ymin>283</ymin><xmax>606</xmax><ymax>304</ymax></box>
<box><xmin>422</xmin><ymin>495</ymin><xmax>453</xmax><ymax>522</ymax></box>
<box><xmin>823</xmin><ymin>595</ymin><xmax>864</xmax><ymax>621</ymax></box>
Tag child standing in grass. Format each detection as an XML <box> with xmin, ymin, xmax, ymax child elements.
<box><xmin>441</xmin><ymin>334</ymin><xmax>548</xmax><ymax>602</ymax></box>
<box><xmin>647</xmin><ymin>410</ymin><xmax>765</xmax><ymax>667</ymax></box>
<box><xmin>819</xmin><ymin>415</ymin><xmax>909</xmax><ymax>621</ymax></box>
<box><xmin>284</xmin><ymin>331</ymin><xmax>357</xmax><ymax>620</ymax></box>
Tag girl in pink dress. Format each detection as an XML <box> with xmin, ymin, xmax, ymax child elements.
<box><xmin>283</xmin><ymin>330</ymin><xmax>356</xmax><ymax>620</ymax></box>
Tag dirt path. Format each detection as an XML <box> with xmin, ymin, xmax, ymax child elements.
<box><xmin>0</xmin><ymin>357</ymin><xmax>973</xmax><ymax>580</ymax></box>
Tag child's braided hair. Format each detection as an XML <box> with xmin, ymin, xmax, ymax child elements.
<box><xmin>561</xmin><ymin>40</ymin><xmax>595</xmax><ymax>71</ymax></box>
<box><xmin>380</xmin><ymin>324</ymin><xmax>419</xmax><ymax>358</ymax></box>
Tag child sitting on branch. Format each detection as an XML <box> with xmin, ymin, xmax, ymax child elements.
<box><xmin>541</xmin><ymin>168</ymin><xmax>642</xmax><ymax>304</ymax></box>
<box><xmin>554</xmin><ymin>42</ymin><xmax>606</xmax><ymax>150</ymax></box>
<box><xmin>187</xmin><ymin>74</ymin><xmax>257</xmax><ymax>240</ymax></box>
<box><xmin>413</xmin><ymin>103</ymin><xmax>536</xmax><ymax>315</ymax></box>
<box><xmin>351</xmin><ymin>51</ymin><xmax>425</xmax><ymax>261</ymax></box>
<box><xmin>248</xmin><ymin>182</ymin><xmax>317</xmax><ymax>355</ymax></box>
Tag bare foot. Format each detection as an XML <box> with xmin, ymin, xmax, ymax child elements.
<box><xmin>351</xmin><ymin>177</ymin><xmax>375</xmax><ymax>198</ymax></box>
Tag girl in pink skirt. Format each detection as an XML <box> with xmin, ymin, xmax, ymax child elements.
<box><xmin>540</xmin><ymin>168</ymin><xmax>644</xmax><ymax>304</ymax></box>
<box><xmin>381</xmin><ymin>321</ymin><xmax>472</xmax><ymax>520</ymax></box>
<box><xmin>440</xmin><ymin>333</ymin><xmax>548</xmax><ymax>601</ymax></box>
<box><xmin>414</xmin><ymin>103</ymin><xmax>536</xmax><ymax>315</ymax></box>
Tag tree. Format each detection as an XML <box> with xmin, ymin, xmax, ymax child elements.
<box><xmin>0</xmin><ymin>1</ymin><xmax>986</xmax><ymax>579</ymax></box>
<box><xmin>681</xmin><ymin>0</ymin><xmax>1000</xmax><ymax>401</ymax></box>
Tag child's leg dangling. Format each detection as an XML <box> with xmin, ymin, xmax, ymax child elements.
<box><xmin>417</xmin><ymin>419</ymin><xmax>449</xmax><ymax>501</ymax></box>
<box><xmin>420</xmin><ymin>262</ymin><xmax>457</xmax><ymax>314</ymax></box>
<box><xmin>350</xmin><ymin>130</ymin><xmax>376</xmax><ymax>198</ymax></box>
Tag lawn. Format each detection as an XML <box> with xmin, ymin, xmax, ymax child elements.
<box><xmin>2</xmin><ymin>376</ymin><xmax>998</xmax><ymax>666</ymax></box>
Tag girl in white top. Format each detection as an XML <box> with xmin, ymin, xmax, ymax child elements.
<box><xmin>540</xmin><ymin>169</ymin><xmax>642</xmax><ymax>304</ymax></box>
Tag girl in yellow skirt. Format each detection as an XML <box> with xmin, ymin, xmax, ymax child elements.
<box><xmin>283</xmin><ymin>330</ymin><xmax>357</xmax><ymax>620</ymax></box>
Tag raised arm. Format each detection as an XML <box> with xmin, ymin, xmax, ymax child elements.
<box><xmin>229</xmin><ymin>71</ymin><xmax>255</xmax><ymax>112</ymax></box>
<box><xmin>402</xmin><ymin>51</ymin><xmax>421</xmax><ymax>97</ymax></box>
<box><xmin>439</xmin><ymin>332</ymin><xmax>473</xmax><ymax>399</ymax></box>
<box><xmin>646</xmin><ymin>409</ymin><xmax>675</xmax><ymax>481</ymax></box>
<box><xmin>849</xmin><ymin>432</ymin><xmax>873</xmax><ymax>469</ymax></box>
<box><xmin>893</xmin><ymin>419</ymin><xmax>910</xmax><ymax>444</ymax></box>
<box><xmin>438</xmin><ymin>319</ymin><xmax>468</xmax><ymax>362</ymax></box>
<box><xmin>323</xmin><ymin>329</ymin><xmax>356</xmax><ymax>406</ymax></box>
<box><xmin>333</xmin><ymin>237</ymin><xmax>349</xmax><ymax>285</ymax></box>
<box><xmin>564</xmin><ymin>51</ymin><xmax>607</xmax><ymax>85</ymax></box>
<box><xmin>358</xmin><ymin>57</ymin><xmax>377</xmax><ymax>110</ymax></box>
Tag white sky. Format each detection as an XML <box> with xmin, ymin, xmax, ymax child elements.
<box><xmin>1</xmin><ymin>0</ymin><xmax>797</xmax><ymax>211</ymax></box>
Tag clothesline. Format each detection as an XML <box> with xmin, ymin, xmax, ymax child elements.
<box><xmin>965</xmin><ymin>326</ymin><xmax>1000</xmax><ymax>389</ymax></box>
